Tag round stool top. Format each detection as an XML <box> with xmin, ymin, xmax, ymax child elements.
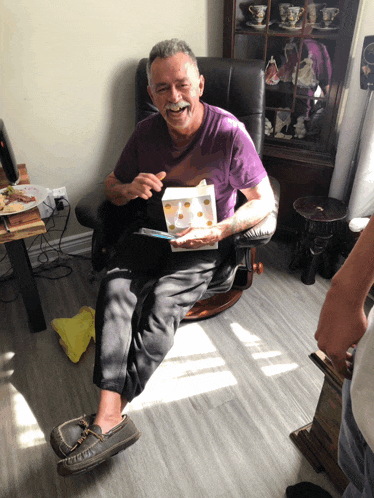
<box><xmin>293</xmin><ymin>196</ymin><xmax>347</xmax><ymax>222</ymax></box>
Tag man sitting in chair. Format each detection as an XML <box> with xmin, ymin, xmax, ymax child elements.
<box><xmin>51</xmin><ymin>38</ymin><xmax>275</xmax><ymax>476</ymax></box>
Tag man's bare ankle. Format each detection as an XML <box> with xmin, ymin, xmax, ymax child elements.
<box><xmin>94</xmin><ymin>414</ymin><xmax>123</xmax><ymax>434</ymax></box>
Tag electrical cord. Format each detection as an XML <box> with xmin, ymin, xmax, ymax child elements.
<box><xmin>0</xmin><ymin>198</ymin><xmax>92</xmax><ymax>303</ymax></box>
<box><xmin>30</xmin><ymin>199</ymin><xmax>90</xmax><ymax>262</ymax></box>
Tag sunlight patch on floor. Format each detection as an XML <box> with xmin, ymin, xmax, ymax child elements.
<box><xmin>230</xmin><ymin>322</ymin><xmax>299</xmax><ymax>377</ymax></box>
<box><xmin>252</xmin><ymin>351</ymin><xmax>282</xmax><ymax>360</ymax></box>
<box><xmin>0</xmin><ymin>351</ymin><xmax>15</xmax><ymax>365</ymax></box>
<box><xmin>0</xmin><ymin>352</ymin><xmax>15</xmax><ymax>382</ymax></box>
<box><xmin>10</xmin><ymin>384</ymin><xmax>45</xmax><ymax>449</ymax></box>
<box><xmin>0</xmin><ymin>369</ymin><xmax>14</xmax><ymax>379</ymax></box>
<box><xmin>127</xmin><ymin>322</ymin><xmax>237</xmax><ymax>412</ymax></box>
<box><xmin>166</xmin><ymin>322</ymin><xmax>217</xmax><ymax>358</ymax></box>
<box><xmin>230</xmin><ymin>322</ymin><xmax>261</xmax><ymax>345</ymax></box>
<box><xmin>261</xmin><ymin>363</ymin><xmax>299</xmax><ymax>376</ymax></box>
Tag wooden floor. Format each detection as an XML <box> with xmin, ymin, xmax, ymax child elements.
<box><xmin>0</xmin><ymin>238</ymin><xmax>355</xmax><ymax>498</ymax></box>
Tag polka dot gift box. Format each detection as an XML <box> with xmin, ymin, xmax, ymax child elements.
<box><xmin>161</xmin><ymin>180</ymin><xmax>218</xmax><ymax>252</ymax></box>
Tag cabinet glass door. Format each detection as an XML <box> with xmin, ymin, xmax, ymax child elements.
<box><xmin>231</xmin><ymin>0</ymin><xmax>342</xmax><ymax>153</ymax></box>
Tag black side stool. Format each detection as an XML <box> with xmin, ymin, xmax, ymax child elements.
<box><xmin>289</xmin><ymin>196</ymin><xmax>347</xmax><ymax>285</ymax></box>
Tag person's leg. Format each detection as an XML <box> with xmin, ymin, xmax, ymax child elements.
<box><xmin>92</xmin><ymin>232</ymin><xmax>169</xmax><ymax>413</ymax></box>
<box><xmin>54</xmin><ymin>266</ymin><xmax>157</xmax><ymax>476</ymax></box>
<box><xmin>93</xmin><ymin>390</ymin><xmax>128</xmax><ymax>434</ymax></box>
<box><xmin>92</xmin><ymin>267</ymin><xmax>158</xmax><ymax>409</ymax></box>
<box><xmin>120</xmin><ymin>239</ymin><xmax>232</xmax><ymax>402</ymax></box>
<box><xmin>339</xmin><ymin>378</ymin><xmax>366</xmax><ymax>494</ymax></box>
<box><xmin>50</xmin><ymin>234</ymin><xmax>164</xmax><ymax>462</ymax></box>
<box><xmin>53</xmin><ymin>235</ymin><xmax>231</xmax><ymax>475</ymax></box>
<box><xmin>339</xmin><ymin>378</ymin><xmax>374</xmax><ymax>498</ymax></box>
<box><xmin>51</xmin><ymin>270</ymin><xmax>147</xmax><ymax>475</ymax></box>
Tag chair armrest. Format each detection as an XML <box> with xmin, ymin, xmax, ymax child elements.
<box><xmin>75</xmin><ymin>184</ymin><xmax>149</xmax><ymax>272</ymax></box>
<box><xmin>75</xmin><ymin>183</ymin><xmax>108</xmax><ymax>230</ymax></box>
<box><xmin>233</xmin><ymin>176</ymin><xmax>280</xmax><ymax>249</ymax></box>
<box><xmin>75</xmin><ymin>184</ymin><xmax>148</xmax><ymax>237</ymax></box>
<box><xmin>75</xmin><ymin>177</ymin><xmax>280</xmax><ymax>247</ymax></box>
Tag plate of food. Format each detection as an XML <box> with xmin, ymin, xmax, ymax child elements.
<box><xmin>0</xmin><ymin>184</ymin><xmax>49</xmax><ymax>216</ymax></box>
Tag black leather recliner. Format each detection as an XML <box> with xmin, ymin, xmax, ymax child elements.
<box><xmin>75</xmin><ymin>57</ymin><xmax>280</xmax><ymax>319</ymax></box>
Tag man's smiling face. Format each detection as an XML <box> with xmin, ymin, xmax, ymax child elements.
<box><xmin>147</xmin><ymin>52</ymin><xmax>205</xmax><ymax>138</ymax></box>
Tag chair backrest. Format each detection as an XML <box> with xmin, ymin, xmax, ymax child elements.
<box><xmin>135</xmin><ymin>57</ymin><xmax>266</xmax><ymax>157</ymax></box>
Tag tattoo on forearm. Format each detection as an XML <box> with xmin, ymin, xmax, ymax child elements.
<box><xmin>220</xmin><ymin>201</ymin><xmax>269</xmax><ymax>236</ymax></box>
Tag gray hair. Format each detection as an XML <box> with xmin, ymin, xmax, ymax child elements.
<box><xmin>147</xmin><ymin>39</ymin><xmax>199</xmax><ymax>84</ymax></box>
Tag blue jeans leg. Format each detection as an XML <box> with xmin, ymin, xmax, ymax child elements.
<box><xmin>339</xmin><ymin>379</ymin><xmax>374</xmax><ymax>498</ymax></box>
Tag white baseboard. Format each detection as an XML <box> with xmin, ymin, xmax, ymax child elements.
<box><xmin>0</xmin><ymin>230</ymin><xmax>93</xmax><ymax>275</ymax></box>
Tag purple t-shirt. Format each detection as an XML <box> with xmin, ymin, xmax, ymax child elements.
<box><xmin>114</xmin><ymin>102</ymin><xmax>267</xmax><ymax>223</ymax></box>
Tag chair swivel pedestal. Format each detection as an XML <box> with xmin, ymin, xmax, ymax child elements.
<box><xmin>289</xmin><ymin>197</ymin><xmax>347</xmax><ymax>285</ymax></box>
<box><xmin>184</xmin><ymin>249</ymin><xmax>264</xmax><ymax>320</ymax></box>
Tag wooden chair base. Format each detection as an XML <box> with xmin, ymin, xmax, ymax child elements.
<box><xmin>184</xmin><ymin>252</ymin><xmax>264</xmax><ymax>321</ymax></box>
<box><xmin>184</xmin><ymin>289</ymin><xmax>243</xmax><ymax>320</ymax></box>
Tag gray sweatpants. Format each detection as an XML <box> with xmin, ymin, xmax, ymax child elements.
<box><xmin>93</xmin><ymin>228</ymin><xmax>232</xmax><ymax>402</ymax></box>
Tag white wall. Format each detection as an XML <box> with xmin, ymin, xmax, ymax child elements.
<box><xmin>1</xmin><ymin>0</ymin><xmax>372</xmax><ymax>236</ymax></box>
<box><xmin>0</xmin><ymin>0</ymin><xmax>223</xmax><ymax>237</ymax></box>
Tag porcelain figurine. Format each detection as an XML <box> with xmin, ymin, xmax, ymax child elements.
<box><xmin>321</xmin><ymin>7</ymin><xmax>339</xmax><ymax>27</ymax></box>
<box><xmin>265</xmin><ymin>117</ymin><xmax>273</xmax><ymax>136</ymax></box>
<box><xmin>275</xmin><ymin>108</ymin><xmax>292</xmax><ymax>134</ymax></box>
<box><xmin>274</xmin><ymin>131</ymin><xmax>293</xmax><ymax>139</ymax></box>
<box><xmin>307</xmin><ymin>3</ymin><xmax>326</xmax><ymax>24</ymax></box>
<box><xmin>279</xmin><ymin>3</ymin><xmax>293</xmax><ymax>23</ymax></box>
<box><xmin>292</xmin><ymin>56</ymin><xmax>319</xmax><ymax>88</ymax></box>
<box><xmin>248</xmin><ymin>5</ymin><xmax>268</xmax><ymax>25</ymax></box>
<box><xmin>294</xmin><ymin>115</ymin><xmax>306</xmax><ymax>138</ymax></box>
<box><xmin>265</xmin><ymin>56</ymin><xmax>280</xmax><ymax>85</ymax></box>
<box><xmin>285</xmin><ymin>6</ymin><xmax>304</xmax><ymax>28</ymax></box>
<box><xmin>278</xmin><ymin>38</ymin><xmax>299</xmax><ymax>82</ymax></box>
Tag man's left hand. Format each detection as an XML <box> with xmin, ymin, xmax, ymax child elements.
<box><xmin>170</xmin><ymin>227</ymin><xmax>222</xmax><ymax>250</ymax></box>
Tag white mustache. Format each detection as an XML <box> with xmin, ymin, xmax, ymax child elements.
<box><xmin>165</xmin><ymin>101</ymin><xmax>190</xmax><ymax>111</ymax></box>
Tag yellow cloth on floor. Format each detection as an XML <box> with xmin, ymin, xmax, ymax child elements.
<box><xmin>52</xmin><ymin>306</ymin><xmax>96</xmax><ymax>363</ymax></box>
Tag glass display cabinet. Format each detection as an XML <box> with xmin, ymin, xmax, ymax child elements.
<box><xmin>223</xmin><ymin>0</ymin><xmax>360</xmax><ymax>230</ymax></box>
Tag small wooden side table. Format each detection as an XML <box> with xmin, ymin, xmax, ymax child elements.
<box><xmin>289</xmin><ymin>196</ymin><xmax>347</xmax><ymax>285</ymax></box>
<box><xmin>0</xmin><ymin>165</ymin><xmax>47</xmax><ymax>332</ymax></box>
<box><xmin>290</xmin><ymin>350</ymin><xmax>349</xmax><ymax>494</ymax></box>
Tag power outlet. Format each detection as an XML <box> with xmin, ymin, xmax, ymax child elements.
<box><xmin>38</xmin><ymin>188</ymin><xmax>55</xmax><ymax>219</ymax></box>
<box><xmin>38</xmin><ymin>187</ymin><xmax>69</xmax><ymax>218</ymax></box>
<box><xmin>52</xmin><ymin>187</ymin><xmax>69</xmax><ymax>211</ymax></box>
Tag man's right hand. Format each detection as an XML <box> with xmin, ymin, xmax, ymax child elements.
<box><xmin>315</xmin><ymin>285</ymin><xmax>368</xmax><ymax>378</ymax></box>
<box><xmin>126</xmin><ymin>171</ymin><xmax>166</xmax><ymax>201</ymax></box>
<box><xmin>105</xmin><ymin>171</ymin><xmax>166</xmax><ymax>205</ymax></box>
